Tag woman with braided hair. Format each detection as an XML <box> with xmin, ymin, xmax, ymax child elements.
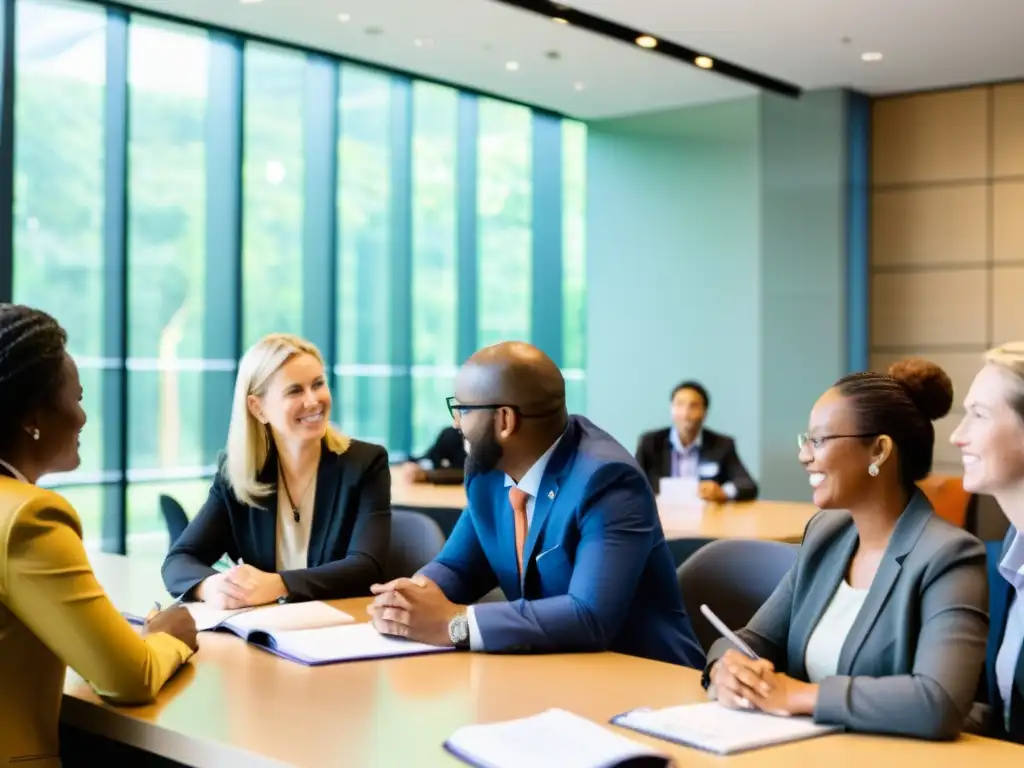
<box><xmin>0</xmin><ymin>304</ymin><xmax>197</xmax><ymax>766</ymax></box>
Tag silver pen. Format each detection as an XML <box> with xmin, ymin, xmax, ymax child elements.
<box><xmin>700</xmin><ymin>604</ymin><xmax>760</xmax><ymax>660</ymax></box>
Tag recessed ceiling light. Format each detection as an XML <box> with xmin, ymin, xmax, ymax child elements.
<box><xmin>239</xmin><ymin>0</ymin><xmax>263</xmax><ymax>4</ymax></box>
<box><xmin>861</xmin><ymin>52</ymin><xmax>883</xmax><ymax>62</ymax></box>
<box><xmin>573</xmin><ymin>82</ymin><xmax>585</xmax><ymax>91</ymax></box>
<box><xmin>694</xmin><ymin>56</ymin><xmax>714</xmax><ymax>69</ymax></box>
<box><xmin>414</xmin><ymin>37</ymin><xmax>433</xmax><ymax>47</ymax></box>
<box><xmin>635</xmin><ymin>35</ymin><xmax>658</xmax><ymax>49</ymax></box>
<box><xmin>552</xmin><ymin>17</ymin><xmax>568</xmax><ymax>24</ymax></box>
<box><xmin>337</xmin><ymin>13</ymin><xmax>350</xmax><ymax>22</ymax></box>
<box><xmin>505</xmin><ymin>61</ymin><xmax>520</xmax><ymax>71</ymax></box>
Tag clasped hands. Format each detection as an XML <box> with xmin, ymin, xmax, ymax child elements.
<box><xmin>709</xmin><ymin>649</ymin><xmax>818</xmax><ymax>717</ymax></box>
<box><xmin>698</xmin><ymin>481</ymin><xmax>729</xmax><ymax>503</ymax></box>
<box><xmin>367</xmin><ymin>575</ymin><xmax>463</xmax><ymax>647</ymax></box>
<box><xmin>197</xmin><ymin>563</ymin><xmax>287</xmax><ymax>609</ymax></box>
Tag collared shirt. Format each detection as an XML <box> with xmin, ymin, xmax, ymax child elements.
<box><xmin>996</xmin><ymin>531</ymin><xmax>1024</xmax><ymax>731</ymax></box>
<box><xmin>466</xmin><ymin>433</ymin><xmax>565</xmax><ymax>651</ymax></box>
<box><xmin>668</xmin><ymin>427</ymin><xmax>737</xmax><ymax>500</ymax></box>
<box><xmin>0</xmin><ymin>459</ymin><xmax>29</xmax><ymax>484</ymax></box>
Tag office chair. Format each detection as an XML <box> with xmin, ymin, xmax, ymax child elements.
<box><xmin>158</xmin><ymin>494</ymin><xmax>190</xmax><ymax>547</ymax></box>
<box><xmin>386</xmin><ymin>510</ymin><xmax>446</xmax><ymax>581</ymax></box>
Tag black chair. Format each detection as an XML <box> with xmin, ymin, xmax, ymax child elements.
<box><xmin>158</xmin><ymin>494</ymin><xmax>189</xmax><ymax>547</ymax></box>
<box><xmin>386</xmin><ymin>510</ymin><xmax>446</xmax><ymax>581</ymax></box>
<box><xmin>676</xmin><ymin>538</ymin><xmax>798</xmax><ymax>653</ymax></box>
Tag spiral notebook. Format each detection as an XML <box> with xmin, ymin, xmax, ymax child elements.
<box><xmin>611</xmin><ymin>702</ymin><xmax>841</xmax><ymax>755</ymax></box>
<box><xmin>444</xmin><ymin>708</ymin><xmax>673</xmax><ymax>768</ymax></box>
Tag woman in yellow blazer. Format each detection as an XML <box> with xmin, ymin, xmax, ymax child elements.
<box><xmin>0</xmin><ymin>304</ymin><xmax>198</xmax><ymax>766</ymax></box>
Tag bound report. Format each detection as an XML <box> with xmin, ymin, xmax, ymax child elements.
<box><xmin>445</xmin><ymin>708</ymin><xmax>673</xmax><ymax>768</ymax></box>
<box><xmin>611</xmin><ymin>702</ymin><xmax>841</xmax><ymax>755</ymax></box>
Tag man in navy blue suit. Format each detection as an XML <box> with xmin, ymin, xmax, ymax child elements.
<box><xmin>368</xmin><ymin>341</ymin><xmax>705</xmax><ymax>669</ymax></box>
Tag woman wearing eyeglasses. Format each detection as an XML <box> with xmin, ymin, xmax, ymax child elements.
<box><xmin>161</xmin><ymin>333</ymin><xmax>391</xmax><ymax>607</ymax></box>
<box><xmin>704</xmin><ymin>358</ymin><xmax>988</xmax><ymax>740</ymax></box>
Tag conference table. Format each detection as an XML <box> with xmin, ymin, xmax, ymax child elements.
<box><xmin>392</xmin><ymin>478</ymin><xmax>817</xmax><ymax>544</ymax></box>
<box><xmin>63</xmin><ymin>554</ymin><xmax>1021</xmax><ymax>767</ymax></box>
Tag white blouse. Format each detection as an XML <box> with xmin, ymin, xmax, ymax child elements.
<box><xmin>803</xmin><ymin>580</ymin><xmax>869</xmax><ymax>683</ymax></box>
<box><xmin>275</xmin><ymin>472</ymin><xmax>317</xmax><ymax>572</ymax></box>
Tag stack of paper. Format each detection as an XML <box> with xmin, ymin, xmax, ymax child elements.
<box><xmin>445</xmin><ymin>708</ymin><xmax>671</xmax><ymax>768</ymax></box>
<box><xmin>612</xmin><ymin>702</ymin><xmax>841</xmax><ymax>755</ymax></box>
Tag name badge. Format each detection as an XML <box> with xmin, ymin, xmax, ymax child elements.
<box><xmin>698</xmin><ymin>462</ymin><xmax>719</xmax><ymax>479</ymax></box>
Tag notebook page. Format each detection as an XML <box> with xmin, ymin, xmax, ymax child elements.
<box><xmin>614</xmin><ymin>702</ymin><xmax>839</xmax><ymax>755</ymax></box>
<box><xmin>185</xmin><ymin>603</ymin><xmax>252</xmax><ymax>632</ymax></box>
<box><xmin>446</xmin><ymin>708</ymin><xmax>667</xmax><ymax>768</ymax></box>
<box><xmin>268</xmin><ymin>622</ymin><xmax>455</xmax><ymax>663</ymax></box>
<box><xmin>224</xmin><ymin>601</ymin><xmax>354</xmax><ymax>635</ymax></box>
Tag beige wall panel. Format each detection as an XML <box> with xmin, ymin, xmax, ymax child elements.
<box><xmin>871</xmin><ymin>270</ymin><xmax>987</xmax><ymax>347</ymax></box>
<box><xmin>873</xmin><ymin>89</ymin><xmax>989</xmax><ymax>186</ymax></box>
<box><xmin>872</xmin><ymin>185</ymin><xmax>987</xmax><ymax>266</ymax></box>
<box><xmin>994</xmin><ymin>181</ymin><xmax>1024</xmax><ymax>263</ymax></box>
<box><xmin>992</xmin><ymin>266</ymin><xmax>1024</xmax><ymax>344</ymax></box>
<box><xmin>869</xmin><ymin>351</ymin><xmax>983</xmax><ymax>411</ymax></box>
<box><xmin>994</xmin><ymin>83</ymin><xmax>1024</xmax><ymax>178</ymax></box>
<box><xmin>930</xmin><ymin>461</ymin><xmax>964</xmax><ymax>479</ymax></box>
<box><xmin>932</xmin><ymin>413</ymin><xmax>965</xmax><ymax>466</ymax></box>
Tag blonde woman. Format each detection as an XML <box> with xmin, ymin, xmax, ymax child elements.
<box><xmin>161</xmin><ymin>333</ymin><xmax>391</xmax><ymax>606</ymax></box>
<box><xmin>951</xmin><ymin>342</ymin><xmax>1024</xmax><ymax>744</ymax></box>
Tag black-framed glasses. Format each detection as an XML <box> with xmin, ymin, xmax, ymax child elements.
<box><xmin>446</xmin><ymin>396</ymin><xmax>561</xmax><ymax>421</ymax></box>
<box><xmin>798</xmin><ymin>433</ymin><xmax>879</xmax><ymax>450</ymax></box>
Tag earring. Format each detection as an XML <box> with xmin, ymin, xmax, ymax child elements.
<box><xmin>868</xmin><ymin>463</ymin><xmax>879</xmax><ymax>477</ymax></box>
<box><xmin>31</xmin><ymin>428</ymin><xmax>40</xmax><ymax>441</ymax></box>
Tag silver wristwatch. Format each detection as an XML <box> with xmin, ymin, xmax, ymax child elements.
<box><xmin>448</xmin><ymin>611</ymin><xmax>469</xmax><ymax>649</ymax></box>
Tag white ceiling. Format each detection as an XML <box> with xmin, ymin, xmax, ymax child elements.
<box><xmin>116</xmin><ymin>0</ymin><xmax>1024</xmax><ymax>119</ymax></box>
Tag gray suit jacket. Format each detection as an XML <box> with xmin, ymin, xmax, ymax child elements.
<box><xmin>706</xmin><ymin>492</ymin><xmax>989</xmax><ymax>740</ymax></box>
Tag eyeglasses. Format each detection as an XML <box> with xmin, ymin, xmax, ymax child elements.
<box><xmin>445</xmin><ymin>396</ymin><xmax>561</xmax><ymax>421</ymax></box>
<box><xmin>798</xmin><ymin>433</ymin><xmax>879</xmax><ymax>450</ymax></box>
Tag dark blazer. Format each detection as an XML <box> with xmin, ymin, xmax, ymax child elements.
<box><xmin>705</xmin><ymin>493</ymin><xmax>989</xmax><ymax>740</ymax></box>
<box><xmin>419</xmin><ymin>415</ymin><xmax>706</xmax><ymax>669</ymax></box>
<box><xmin>161</xmin><ymin>440</ymin><xmax>391</xmax><ymax>602</ymax></box>
<box><xmin>416</xmin><ymin>427</ymin><xmax>466</xmax><ymax>486</ymax></box>
<box><xmin>984</xmin><ymin>527</ymin><xmax>1024</xmax><ymax>743</ymax></box>
<box><xmin>634</xmin><ymin>427</ymin><xmax>758</xmax><ymax>500</ymax></box>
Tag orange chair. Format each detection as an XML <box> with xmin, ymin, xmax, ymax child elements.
<box><xmin>917</xmin><ymin>473</ymin><xmax>971</xmax><ymax>528</ymax></box>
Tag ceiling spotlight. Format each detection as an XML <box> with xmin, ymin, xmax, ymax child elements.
<box><xmin>552</xmin><ymin>17</ymin><xmax>568</xmax><ymax>24</ymax></box>
<box><xmin>505</xmin><ymin>61</ymin><xmax>520</xmax><ymax>71</ymax></box>
<box><xmin>861</xmin><ymin>52</ymin><xmax>883</xmax><ymax>62</ymax></box>
<box><xmin>694</xmin><ymin>56</ymin><xmax>714</xmax><ymax>69</ymax></box>
<box><xmin>414</xmin><ymin>37</ymin><xmax>433</xmax><ymax>47</ymax></box>
<box><xmin>337</xmin><ymin>13</ymin><xmax>350</xmax><ymax>21</ymax></box>
<box><xmin>573</xmin><ymin>82</ymin><xmax>585</xmax><ymax>91</ymax></box>
<box><xmin>635</xmin><ymin>35</ymin><xmax>658</xmax><ymax>49</ymax></box>
<box><xmin>239</xmin><ymin>0</ymin><xmax>263</xmax><ymax>4</ymax></box>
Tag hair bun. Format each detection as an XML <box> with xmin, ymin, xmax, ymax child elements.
<box><xmin>887</xmin><ymin>357</ymin><xmax>954</xmax><ymax>422</ymax></box>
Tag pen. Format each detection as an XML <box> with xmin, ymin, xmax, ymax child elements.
<box><xmin>700</xmin><ymin>604</ymin><xmax>760</xmax><ymax>660</ymax></box>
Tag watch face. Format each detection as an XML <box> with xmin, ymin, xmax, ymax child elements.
<box><xmin>450</xmin><ymin>615</ymin><xmax>469</xmax><ymax>644</ymax></box>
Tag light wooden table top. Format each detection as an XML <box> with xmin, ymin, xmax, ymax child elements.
<box><xmin>64</xmin><ymin>554</ymin><xmax>1019</xmax><ymax>767</ymax></box>
<box><xmin>392</xmin><ymin>478</ymin><xmax>817</xmax><ymax>543</ymax></box>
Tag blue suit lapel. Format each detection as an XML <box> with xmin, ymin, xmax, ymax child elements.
<box><xmin>493</xmin><ymin>482</ymin><xmax>521</xmax><ymax>598</ymax></box>
<box><xmin>521</xmin><ymin>419</ymin><xmax>581</xmax><ymax>571</ymax></box>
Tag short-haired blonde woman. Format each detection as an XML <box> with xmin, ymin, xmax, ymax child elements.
<box><xmin>161</xmin><ymin>333</ymin><xmax>391</xmax><ymax>606</ymax></box>
<box><xmin>951</xmin><ymin>342</ymin><xmax>1024</xmax><ymax>744</ymax></box>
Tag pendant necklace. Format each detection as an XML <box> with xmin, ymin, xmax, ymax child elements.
<box><xmin>280</xmin><ymin>469</ymin><xmax>314</xmax><ymax>523</ymax></box>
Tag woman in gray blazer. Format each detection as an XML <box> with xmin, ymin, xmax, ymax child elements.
<box><xmin>950</xmin><ymin>343</ymin><xmax>1024</xmax><ymax>744</ymax></box>
<box><xmin>706</xmin><ymin>358</ymin><xmax>988</xmax><ymax>740</ymax></box>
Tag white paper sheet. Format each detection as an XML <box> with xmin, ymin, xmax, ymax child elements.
<box><xmin>446</xmin><ymin>708</ymin><xmax>668</xmax><ymax>768</ymax></box>
<box><xmin>268</xmin><ymin>622</ymin><xmax>455</xmax><ymax>664</ymax></box>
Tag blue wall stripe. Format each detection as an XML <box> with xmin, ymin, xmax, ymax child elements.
<box><xmin>845</xmin><ymin>90</ymin><xmax>870</xmax><ymax>373</ymax></box>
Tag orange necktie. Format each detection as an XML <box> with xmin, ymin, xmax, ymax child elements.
<box><xmin>508</xmin><ymin>486</ymin><xmax>529</xmax><ymax>576</ymax></box>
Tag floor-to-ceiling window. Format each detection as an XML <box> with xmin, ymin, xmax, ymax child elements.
<box><xmin>4</xmin><ymin>0</ymin><xmax>586</xmax><ymax>554</ymax></box>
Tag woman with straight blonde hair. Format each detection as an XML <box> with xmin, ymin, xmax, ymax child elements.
<box><xmin>951</xmin><ymin>342</ymin><xmax>1024</xmax><ymax>744</ymax></box>
<box><xmin>161</xmin><ymin>333</ymin><xmax>391</xmax><ymax>606</ymax></box>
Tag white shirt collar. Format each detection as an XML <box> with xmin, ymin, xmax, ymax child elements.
<box><xmin>0</xmin><ymin>458</ymin><xmax>29</xmax><ymax>483</ymax></box>
<box><xmin>998</xmin><ymin>530</ymin><xmax>1024</xmax><ymax>588</ymax></box>
<box><xmin>670</xmin><ymin>427</ymin><xmax>703</xmax><ymax>453</ymax></box>
<box><xmin>503</xmin><ymin>433</ymin><xmax>565</xmax><ymax>498</ymax></box>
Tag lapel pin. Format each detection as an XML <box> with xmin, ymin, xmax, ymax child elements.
<box><xmin>548</xmin><ymin>490</ymin><xmax>555</xmax><ymax>500</ymax></box>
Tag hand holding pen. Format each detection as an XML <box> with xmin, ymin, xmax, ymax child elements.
<box><xmin>142</xmin><ymin>598</ymin><xmax>199</xmax><ymax>652</ymax></box>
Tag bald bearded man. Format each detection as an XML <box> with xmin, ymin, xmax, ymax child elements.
<box><xmin>368</xmin><ymin>342</ymin><xmax>705</xmax><ymax>669</ymax></box>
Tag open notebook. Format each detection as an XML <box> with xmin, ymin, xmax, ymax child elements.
<box><xmin>445</xmin><ymin>709</ymin><xmax>673</xmax><ymax>768</ymax></box>
<box><xmin>611</xmin><ymin>702</ymin><xmax>841</xmax><ymax>755</ymax></box>
<box><xmin>250</xmin><ymin>622</ymin><xmax>457</xmax><ymax>666</ymax></box>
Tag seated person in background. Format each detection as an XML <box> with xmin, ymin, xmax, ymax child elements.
<box><xmin>367</xmin><ymin>341</ymin><xmax>705</xmax><ymax>669</ymax></box>
<box><xmin>635</xmin><ymin>380</ymin><xmax>758</xmax><ymax>501</ymax></box>
<box><xmin>950</xmin><ymin>342</ymin><xmax>1024</xmax><ymax>744</ymax></box>
<box><xmin>706</xmin><ymin>359</ymin><xmax>988</xmax><ymax>741</ymax></box>
<box><xmin>395</xmin><ymin>426</ymin><xmax>467</xmax><ymax>485</ymax></box>
<box><xmin>0</xmin><ymin>304</ymin><xmax>197</xmax><ymax>765</ymax></box>
<box><xmin>161</xmin><ymin>333</ymin><xmax>391</xmax><ymax>608</ymax></box>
